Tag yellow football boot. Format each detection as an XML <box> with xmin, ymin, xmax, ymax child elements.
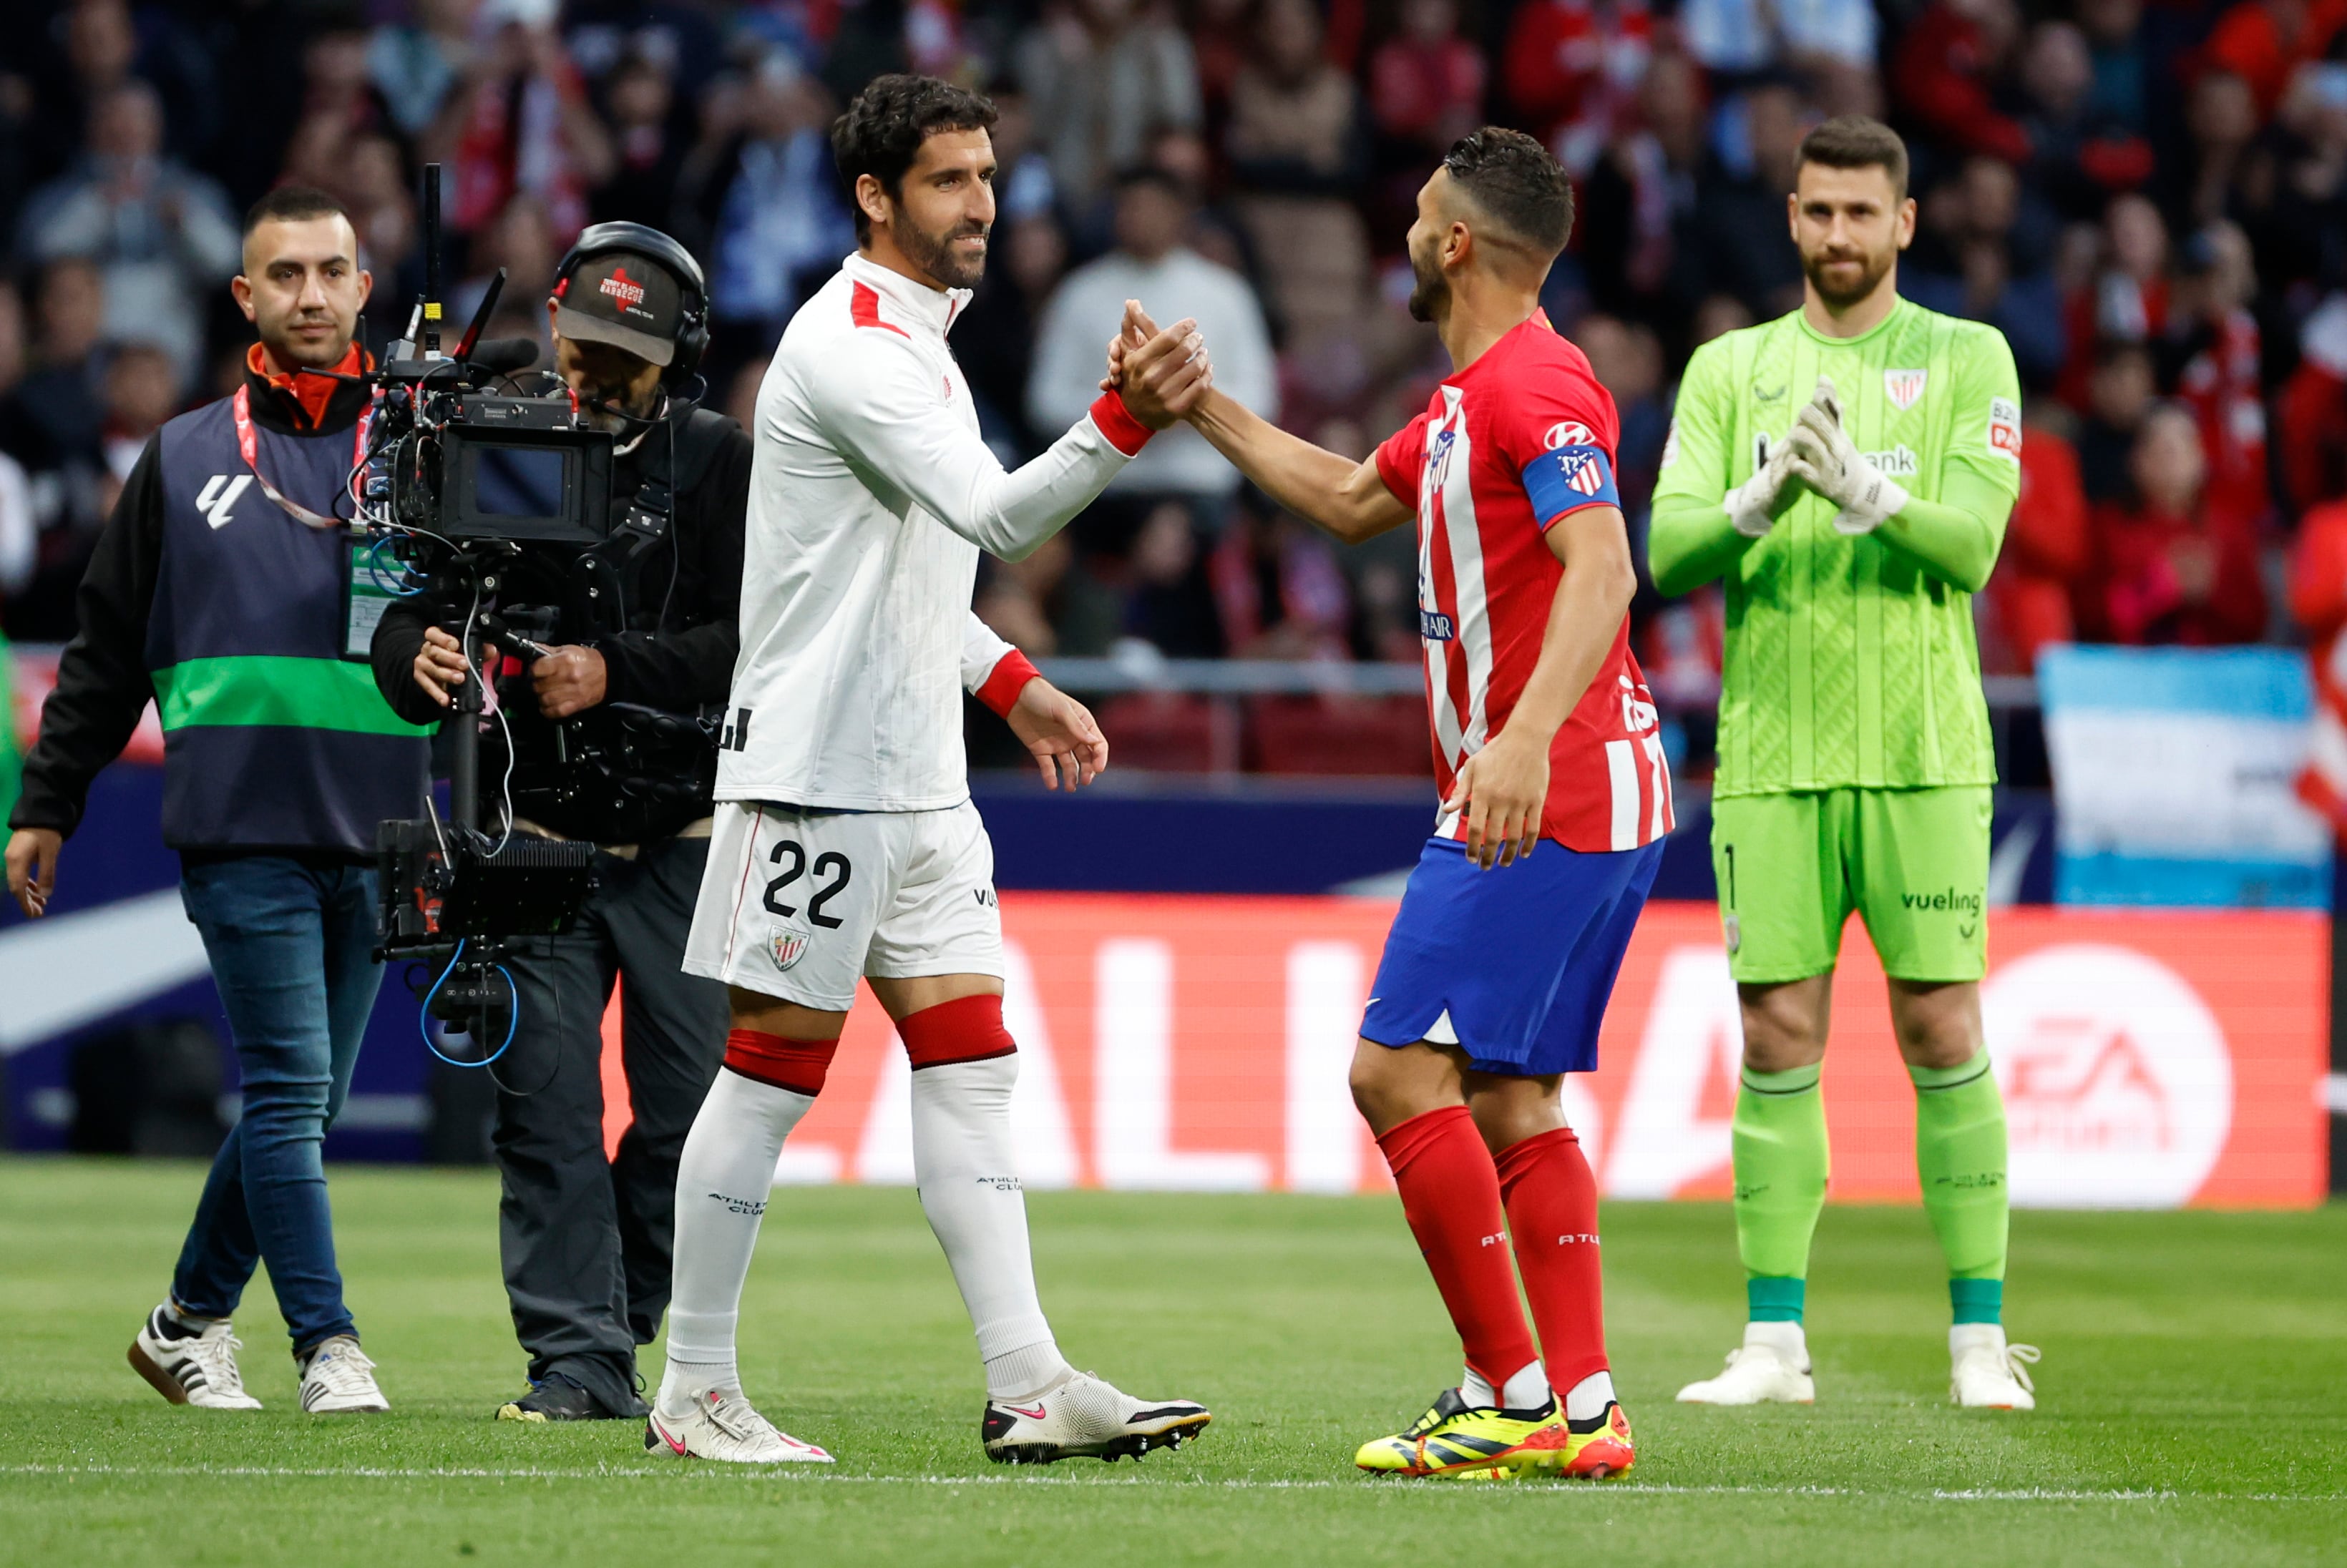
<box><xmin>1354</xmin><ymin>1388</ymin><xmax>1562</xmax><ymax>1480</ymax></box>
<box><xmin>1504</xmin><ymin>1400</ymin><xmax>1636</xmax><ymax>1480</ymax></box>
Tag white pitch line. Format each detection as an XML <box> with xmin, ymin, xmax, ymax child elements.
<box><xmin>1</xmin><ymin>1465</ymin><xmax>2340</xmax><ymax>1504</ymax></box>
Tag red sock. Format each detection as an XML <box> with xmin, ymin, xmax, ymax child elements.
<box><xmin>722</xmin><ymin>1028</ymin><xmax>838</xmax><ymax>1097</ymax></box>
<box><xmin>1495</xmin><ymin>1127</ymin><xmax>1609</xmax><ymax>1397</ymax></box>
<box><xmin>1375</xmin><ymin>1106</ymin><xmax>1539</xmax><ymax>1392</ymax></box>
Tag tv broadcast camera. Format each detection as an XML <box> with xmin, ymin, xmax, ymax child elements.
<box><xmin>359</xmin><ymin>165</ymin><xmax>605</xmax><ymax>1059</ymax></box>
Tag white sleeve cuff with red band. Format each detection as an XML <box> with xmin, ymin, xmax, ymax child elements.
<box><xmin>1088</xmin><ymin>391</ymin><xmax>1155</xmax><ymax>459</ymax></box>
<box><xmin>975</xmin><ymin>648</ymin><xmax>1042</xmax><ymax>717</ymax></box>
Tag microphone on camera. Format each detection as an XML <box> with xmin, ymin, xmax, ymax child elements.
<box><xmin>467</xmin><ymin>337</ymin><xmax>542</xmax><ymax>376</ymax></box>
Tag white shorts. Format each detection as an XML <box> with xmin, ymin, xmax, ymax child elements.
<box><xmin>684</xmin><ymin>800</ymin><xmax>1004</xmax><ymax>1010</ymax></box>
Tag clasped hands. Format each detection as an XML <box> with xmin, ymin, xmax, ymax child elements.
<box><xmin>1099</xmin><ymin>301</ymin><xmax>1214</xmax><ymax>427</ymax></box>
<box><xmin>1727</xmin><ymin>376</ymin><xmax>1910</xmax><ymax>539</ymax></box>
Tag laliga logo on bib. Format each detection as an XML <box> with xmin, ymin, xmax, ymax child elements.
<box><xmin>769</xmin><ymin>930</ymin><xmax>810</xmax><ymax>972</ymax></box>
<box><xmin>1544</xmin><ymin>421</ymin><xmax>1595</xmax><ymax>449</ymax></box>
<box><xmin>1981</xmin><ymin>945</ymin><xmax>2233</xmax><ymax>1207</ymax></box>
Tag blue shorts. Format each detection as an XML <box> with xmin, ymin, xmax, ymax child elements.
<box><xmin>1360</xmin><ymin>836</ymin><xmax>1663</xmax><ymax>1077</ymax></box>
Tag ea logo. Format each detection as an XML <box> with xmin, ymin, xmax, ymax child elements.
<box><xmin>1544</xmin><ymin>421</ymin><xmax>1595</xmax><ymax>450</ymax></box>
<box><xmin>1981</xmin><ymin>945</ymin><xmax>2232</xmax><ymax>1208</ymax></box>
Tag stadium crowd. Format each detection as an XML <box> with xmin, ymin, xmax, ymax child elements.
<box><xmin>3</xmin><ymin>0</ymin><xmax>2346</xmax><ymax>753</ymax></box>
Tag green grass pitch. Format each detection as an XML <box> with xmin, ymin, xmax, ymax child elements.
<box><xmin>2</xmin><ymin>1159</ymin><xmax>2343</xmax><ymax>1567</ymax></box>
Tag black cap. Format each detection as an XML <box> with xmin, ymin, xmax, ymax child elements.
<box><xmin>552</xmin><ymin>250</ymin><xmax>683</xmax><ymax>366</ymax></box>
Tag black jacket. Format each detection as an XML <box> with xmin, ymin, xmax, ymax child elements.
<box><xmin>9</xmin><ymin>360</ymin><xmax>385</xmax><ymax>849</ymax></box>
<box><xmin>370</xmin><ymin>402</ymin><xmax>751</xmax><ymax>846</ymax></box>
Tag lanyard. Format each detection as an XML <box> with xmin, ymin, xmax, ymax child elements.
<box><xmin>231</xmin><ymin>384</ymin><xmax>369</xmax><ymax>531</ymax></box>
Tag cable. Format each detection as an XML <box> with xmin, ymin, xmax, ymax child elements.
<box><xmin>490</xmin><ymin>698</ymin><xmax>516</xmax><ymax>856</ymax></box>
<box><xmin>363</xmin><ymin>535</ymin><xmax>425</xmax><ymax>596</ymax></box>
<box><xmin>418</xmin><ymin>939</ymin><xmax>517</xmax><ymax>1068</ymax></box>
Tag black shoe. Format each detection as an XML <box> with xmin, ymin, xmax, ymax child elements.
<box><xmin>496</xmin><ymin>1371</ymin><xmax>622</xmax><ymax>1423</ymax></box>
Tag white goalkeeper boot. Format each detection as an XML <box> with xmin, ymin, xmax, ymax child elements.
<box><xmin>1676</xmin><ymin>1322</ymin><xmax>1817</xmax><ymax>1405</ymax></box>
<box><xmin>982</xmin><ymin>1371</ymin><xmax>1211</xmax><ymax>1464</ymax></box>
<box><xmin>1950</xmin><ymin>1324</ymin><xmax>2039</xmax><ymax>1410</ymax></box>
<box><xmin>128</xmin><ymin>1304</ymin><xmax>263</xmax><ymax>1410</ymax></box>
<box><xmin>645</xmin><ymin>1387</ymin><xmax>834</xmax><ymax>1464</ymax></box>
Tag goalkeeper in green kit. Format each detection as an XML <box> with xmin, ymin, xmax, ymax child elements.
<box><xmin>1648</xmin><ymin>117</ymin><xmax>2038</xmax><ymax>1411</ymax></box>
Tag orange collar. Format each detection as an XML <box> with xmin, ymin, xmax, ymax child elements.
<box><xmin>248</xmin><ymin>341</ymin><xmax>364</xmax><ymax>431</ymax></box>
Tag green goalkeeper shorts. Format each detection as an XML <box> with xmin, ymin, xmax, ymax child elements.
<box><xmin>1709</xmin><ymin>786</ymin><xmax>1992</xmax><ymax>985</ymax></box>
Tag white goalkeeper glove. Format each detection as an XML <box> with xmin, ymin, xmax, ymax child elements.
<box><xmin>1784</xmin><ymin>376</ymin><xmax>1908</xmax><ymax>535</ymax></box>
<box><xmin>1724</xmin><ymin>431</ymin><xmax>1801</xmax><ymax>538</ymax></box>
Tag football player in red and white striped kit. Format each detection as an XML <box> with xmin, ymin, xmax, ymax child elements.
<box><xmin>1122</xmin><ymin>128</ymin><xmax>1666</xmax><ymax>1479</ymax></box>
<box><xmin>654</xmin><ymin>76</ymin><xmax>1215</xmax><ymax>1466</ymax></box>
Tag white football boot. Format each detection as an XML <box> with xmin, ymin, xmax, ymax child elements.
<box><xmin>644</xmin><ymin>1388</ymin><xmax>834</xmax><ymax>1464</ymax></box>
<box><xmin>298</xmin><ymin>1336</ymin><xmax>389</xmax><ymax>1413</ymax></box>
<box><xmin>127</xmin><ymin>1305</ymin><xmax>263</xmax><ymax>1410</ymax></box>
<box><xmin>982</xmin><ymin>1371</ymin><xmax>1211</xmax><ymax>1464</ymax></box>
<box><xmin>1676</xmin><ymin>1322</ymin><xmax>1817</xmax><ymax>1404</ymax></box>
<box><xmin>1950</xmin><ymin>1324</ymin><xmax>2039</xmax><ymax>1410</ymax></box>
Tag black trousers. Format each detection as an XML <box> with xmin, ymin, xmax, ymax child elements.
<box><xmin>492</xmin><ymin>834</ymin><xmax>727</xmax><ymax>1415</ymax></box>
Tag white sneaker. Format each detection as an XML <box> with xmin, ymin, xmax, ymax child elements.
<box><xmin>298</xmin><ymin>1336</ymin><xmax>389</xmax><ymax>1413</ymax></box>
<box><xmin>1950</xmin><ymin>1324</ymin><xmax>2039</xmax><ymax>1410</ymax></box>
<box><xmin>644</xmin><ymin>1388</ymin><xmax>834</xmax><ymax>1464</ymax></box>
<box><xmin>1676</xmin><ymin>1323</ymin><xmax>1817</xmax><ymax>1404</ymax></box>
<box><xmin>982</xmin><ymin>1371</ymin><xmax>1211</xmax><ymax>1464</ymax></box>
<box><xmin>127</xmin><ymin>1305</ymin><xmax>263</xmax><ymax>1410</ymax></box>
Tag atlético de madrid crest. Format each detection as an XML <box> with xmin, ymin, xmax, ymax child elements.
<box><xmin>1884</xmin><ymin>368</ymin><xmax>1928</xmax><ymax>411</ymax></box>
<box><xmin>769</xmin><ymin>930</ymin><xmax>809</xmax><ymax>971</ymax></box>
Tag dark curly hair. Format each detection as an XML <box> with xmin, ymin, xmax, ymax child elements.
<box><xmin>831</xmin><ymin>74</ymin><xmax>1000</xmax><ymax>245</ymax></box>
<box><xmin>1440</xmin><ymin>127</ymin><xmax>1574</xmax><ymax>258</ymax></box>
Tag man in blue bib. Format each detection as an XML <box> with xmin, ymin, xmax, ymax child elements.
<box><xmin>6</xmin><ymin>187</ymin><xmax>431</xmax><ymax>1416</ymax></box>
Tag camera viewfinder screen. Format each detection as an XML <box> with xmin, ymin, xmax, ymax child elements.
<box><xmin>467</xmin><ymin>444</ymin><xmax>569</xmax><ymax>519</ymax></box>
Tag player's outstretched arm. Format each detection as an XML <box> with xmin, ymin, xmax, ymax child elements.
<box><xmin>1449</xmin><ymin>505</ymin><xmax>1639</xmax><ymax>869</ymax></box>
<box><xmin>1186</xmin><ymin>387</ymin><xmax>1412</xmax><ymax>544</ymax></box>
<box><xmin>820</xmin><ymin>313</ymin><xmax>1209</xmax><ymax>564</ymax></box>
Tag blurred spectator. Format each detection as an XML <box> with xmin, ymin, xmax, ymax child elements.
<box><xmin>371</xmin><ymin>0</ymin><xmax>483</xmax><ymax>140</ymax></box>
<box><xmin>426</xmin><ymin>1</ymin><xmax>614</xmax><ymax>240</ymax></box>
<box><xmin>451</xmin><ymin>195</ymin><xmax>560</xmax><ymax>346</ymax></box>
<box><xmin>2019</xmin><ymin>20</ymin><xmax>2155</xmax><ymax>219</ymax></box>
<box><xmin>2079</xmin><ymin>0</ymin><xmax>2152</xmax><ymax>134</ymax></box>
<box><xmin>0</xmin><ymin>280</ymin><xmax>30</xmax><ymax>601</ymax></box>
<box><xmin>1370</xmin><ymin>0</ymin><xmax>1487</xmax><ymax>160</ymax></box>
<box><xmin>1226</xmin><ymin>0</ymin><xmax>1370</xmax><ymax>346</ymax></box>
<box><xmin>1503</xmin><ymin>0</ymin><xmax>1656</xmax><ymax>172</ymax></box>
<box><xmin>2062</xmin><ymin>191</ymin><xmax>2165</xmax><ymax>394</ymax></box>
<box><xmin>336</xmin><ymin>134</ymin><xmax>421</xmax><ymax>300</ymax></box>
<box><xmin>1209</xmin><ymin>499</ymin><xmax>1350</xmax><ymax>660</ymax></box>
<box><xmin>1691</xmin><ymin>291</ymin><xmax>1756</xmax><ymax>348</ymax></box>
<box><xmin>1581</xmin><ymin>50</ymin><xmax>1709</xmax><ymax>338</ymax></box>
<box><xmin>1891</xmin><ymin>0</ymin><xmax>2029</xmax><ymax>165</ymax></box>
<box><xmin>2087</xmin><ymin>403</ymin><xmax>2266</xmax><ymax>645</ymax></box>
<box><xmin>1028</xmin><ymin>167</ymin><xmax>1277</xmax><ymax>509</ymax></box>
<box><xmin>2196</xmin><ymin>0</ymin><xmax>2347</xmax><ymax>119</ymax></box>
<box><xmin>1016</xmin><ymin>0</ymin><xmax>1201</xmax><ymax>211</ymax></box>
<box><xmin>97</xmin><ymin>340</ymin><xmax>176</xmax><ymax>490</ymax></box>
<box><xmin>2075</xmin><ymin>339</ymin><xmax>2157</xmax><ymax>503</ymax></box>
<box><xmin>1694</xmin><ymin>82</ymin><xmax>1810</xmax><ymax>318</ymax></box>
<box><xmin>1908</xmin><ymin>157</ymin><xmax>2065</xmax><ymax>386</ymax></box>
<box><xmin>957</xmin><ymin>212</ymin><xmax>1070</xmax><ymax>456</ymax></box>
<box><xmin>590</xmin><ymin>45</ymin><xmax>690</xmax><ymax>227</ymax></box>
<box><xmin>1682</xmin><ymin>0</ymin><xmax>1878</xmax><ymax>107</ymax></box>
<box><xmin>975</xmin><ymin>533</ymin><xmax>1127</xmax><ymax>657</ymax></box>
<box><xmin>281</xmin><ymin>11</ymin><xmax>398</xmax><ymax>199</ymax></box>
<box><xmin>16</xmin><ymin>79</ymin><xmax>240</xmax><ymax>387</ymax></box>
<box><xmin>2173</xmin><ymin>68</ymin><xmax>2261</xmax><ymax>227</ymax></box>
<box><xmin>1573</xmin><ymin>313</ymin><xmax>1669</xmax><ymax>522</ymax></box>
<box><xmin>2</xmin><ymin>258</ymin><xmax>112</xmax><ymax>640</ymax></box>
<box><xmin>2239</xmin><ymin>60</ymin><xmax>2347</xmax><ymax>298</ymax></box>
<box><xmin>2165</xmin><ymin>222</ymin><xmax>2268</xmax><ymax>526</ymax></box>
<box><xmin>1981</xmin><ymin>407</ymin><xmax>2092</xmax><ymax>672</ymax></box>
<box><xmin>1128</xmin><ymin>500</ymin><xmax>1228</xmax><ymax>657</ymax></box>
<box><xmin>2278</xmin><ymin>290</ymin><xmax>2347</xmax><ymax>512</ymax></box>
<box><xmin>703</xmin><ymin>56</ymin><xmax>852</xmax><ymax>356</ymax></box>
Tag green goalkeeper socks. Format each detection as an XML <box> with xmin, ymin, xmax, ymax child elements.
<box><xmin>1911</xmin><ymin>1049</ymin><xmax>2009</xmax><ymax>1320</ymax></box>
<box><xmin>1732</xmin><ymin>1061</ymin><xmax>1829</xmax><ymax>1320</ymax></box>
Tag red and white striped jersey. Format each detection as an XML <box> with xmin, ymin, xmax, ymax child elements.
<box><xmin>1372</xmin><ymin>314</ymin><xmax>1673</xmax><ymax>853</ymax></box>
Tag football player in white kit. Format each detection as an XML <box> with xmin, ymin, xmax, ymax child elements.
<box><xmin>652</xmin><ymin>74</ymin><xmax>1217</xmax><ymax>1466</ymax></box>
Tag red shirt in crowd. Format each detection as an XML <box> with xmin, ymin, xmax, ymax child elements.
<box><xmin>2087</xmin><ymin>492</ymin><xmax>2267</xmax><ymax>645</ymax></box>
<box><xmin>1983</xmin><ymin>423</ymin><xmax>2092</xmax><ymax>672</ymax></box>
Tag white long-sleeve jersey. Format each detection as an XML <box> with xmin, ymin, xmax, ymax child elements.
<box><xmin>720</xmin><ymin>251</ymin><xmax>1153</xmax><ymax>812</ymax></box>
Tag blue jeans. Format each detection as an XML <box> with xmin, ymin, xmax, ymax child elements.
<box><xmin>171</xmin><ymin>856</ymin><xmax>383</xmax><ymax>1354</ymax></box>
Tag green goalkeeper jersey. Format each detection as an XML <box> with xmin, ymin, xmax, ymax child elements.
<box><xmin>1648</xmin><ymin>296</ymin><xmax>2021</xmax><ymax>798</ymax></box>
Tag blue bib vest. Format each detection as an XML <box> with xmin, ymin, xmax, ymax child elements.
<box><xmin>147</xmin><ymin>394</ymin><xmax>431</xmax><ymax>853</ymax></box>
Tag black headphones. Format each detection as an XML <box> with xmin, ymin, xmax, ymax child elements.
<box><xmin>552</xmin><ymin>221</ymin><xmax>711</xmax><ymax>389</ymax></box>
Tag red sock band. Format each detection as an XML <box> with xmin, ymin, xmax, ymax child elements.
<box><xmin>895</xmin><ymin>993</ymin><xmax>1018</xmax><ymax>1070</ymax></box>
<box><xmin>1375</xmin><ymin>1105</ymin><xmax>1539</xmax><ymax>1391</ymax></box>
<box><xmin>1495</xmin><ymin>1126</ymin><xmax>1609</xmax><ymax>1396</ymax></box>
<box><xmin>723</xmin><ymin>1029</ymin><xmax>838</xmax><ymax>1097</ymax></box>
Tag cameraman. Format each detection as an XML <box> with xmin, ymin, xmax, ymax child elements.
<box><xmin>371</xmin><ymin>225</ymin><xmax>747</xmax><ymax>1424</ymax></box>
<box><xmin>6</xmin><ymin>187</ymin><xmax>427</xmax><ymax>1414</ymax></box>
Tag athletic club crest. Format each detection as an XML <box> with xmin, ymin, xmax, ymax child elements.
<box><xmin>1884</xmin><ymin>368</ymin><xmax>1928</xmax><ymax>411</ymax></box>
<box><xmin>768</xmin><ymin>931</ymin><xmax>809</xmax><ymax>971</ymax></box>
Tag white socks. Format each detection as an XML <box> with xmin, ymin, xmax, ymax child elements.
<box><xmin>911</xmin><ymin>1054</ymin><xmax>1071</xmax><ymax>1401</ymax></box>
<box><xmin>658</xmin><ymin>1069</ymin><xmax>814</xmax><ymax>1414</ymax></box>
<box><xmin>1563</xmin><ymin>1370</ymin><xmax>1616</xmax><ymax>1422</ymax></box>
<box><xmin>1462</xmin><ymin>1359</ymin><xmax>1552</xmax><ymax>1411</ymax></box>
<box><xmin>1745</xmin><ymin>1319</ymin><xmax>1810</xmax><ymax>1365</ymax></box>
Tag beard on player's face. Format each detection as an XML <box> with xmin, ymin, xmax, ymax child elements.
<box><xmin>1406</xmin><ymin>232</ymin><xmax>1448</xmax><ymax>324</ymax></box>
<box><xmin>1802</xmin><ymin>239</ymin><xmax>1895</xmax><ymax>308</ymax></box>
<box><xmin>898</xmin><ymin>205</ymin><xmax>991</xmax><ymax>291</ymax></box>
